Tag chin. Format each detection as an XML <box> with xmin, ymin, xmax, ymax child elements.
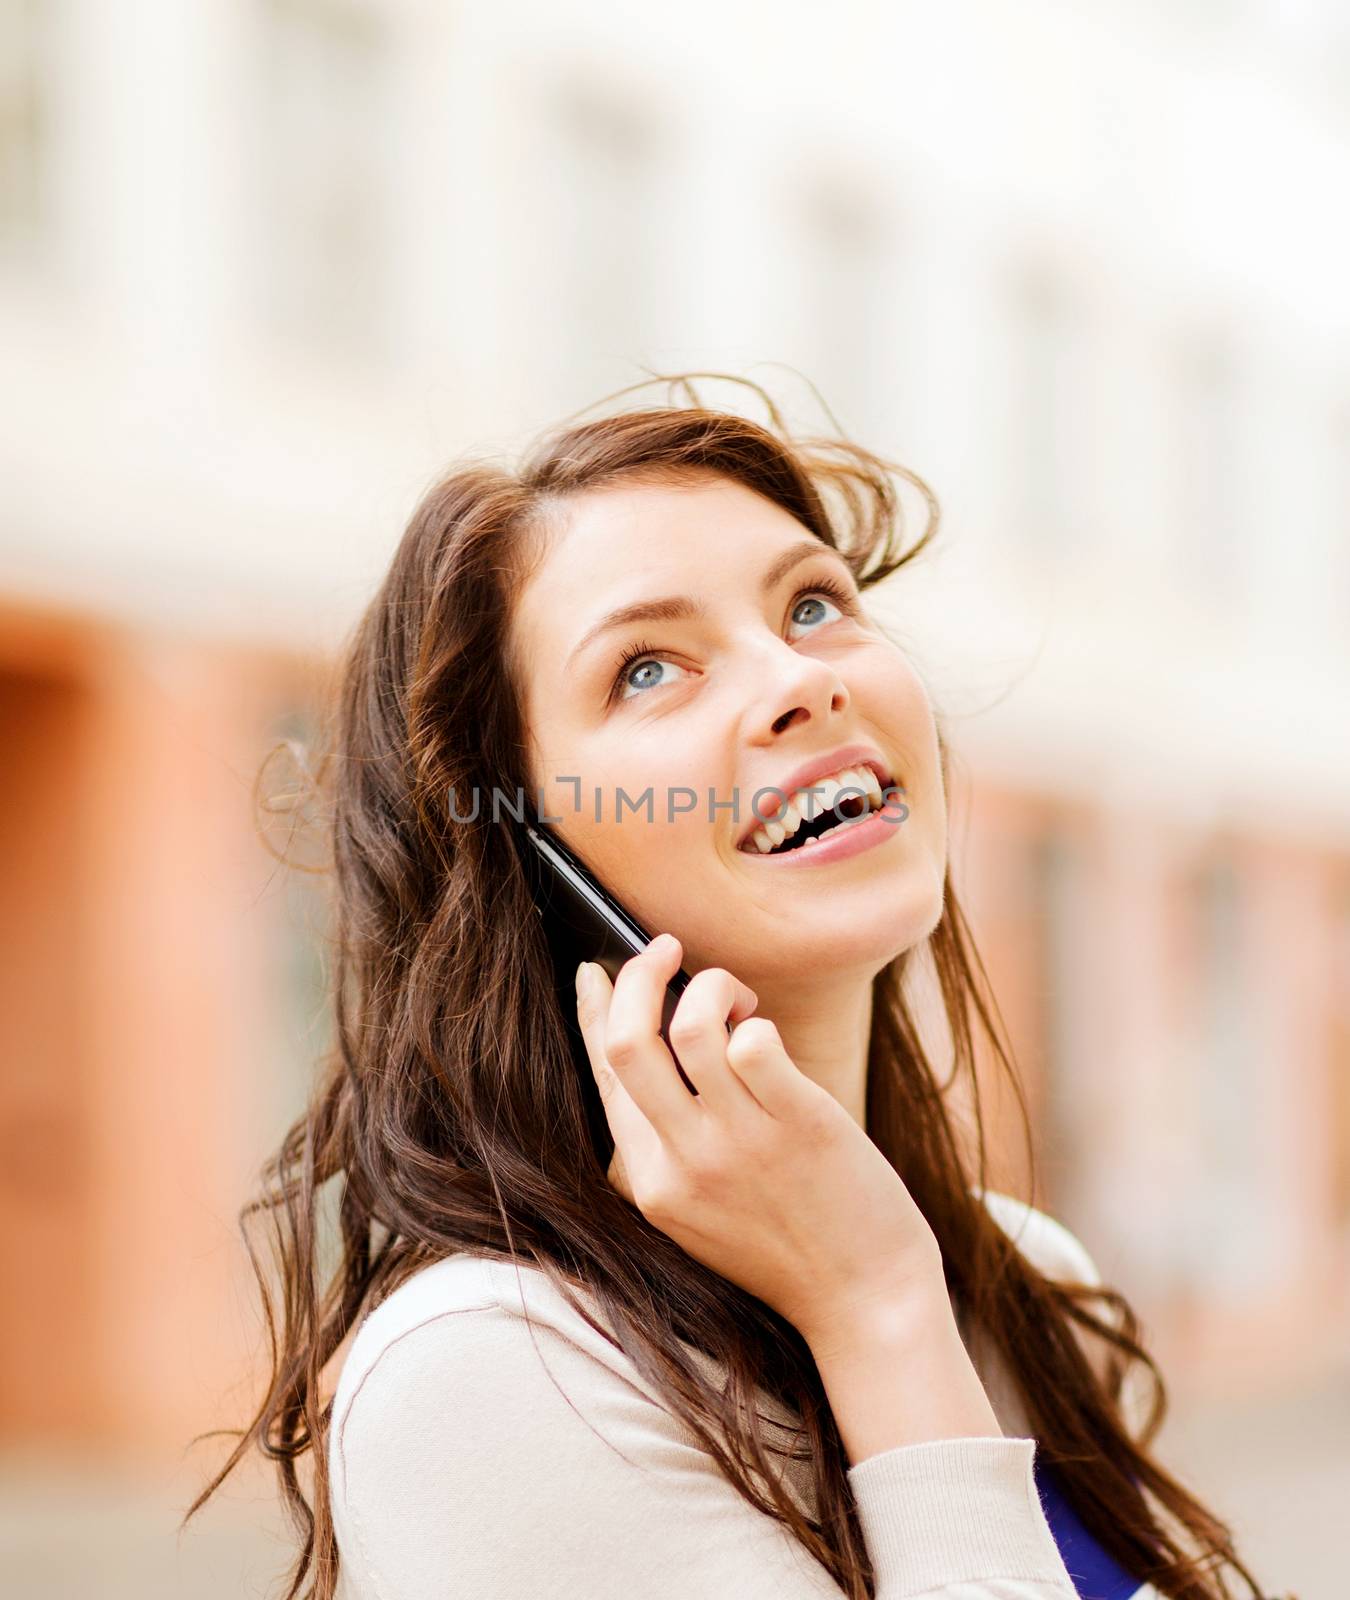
<box><xmin>795</xmin><ymin>911</ymin><xmax>932</xmax><ymax>974</ymax></box>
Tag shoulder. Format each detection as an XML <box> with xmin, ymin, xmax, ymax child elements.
<box><xmin>328</xmin><ymin>1250</ymin><xmax>724</xmax><ymax>1513</ymax></box>
<box><xmin>326</xmin><ymin>1254</ymin><xmax>835</xmax><ymax>1599</ymax></box>
<box><xmin>328</xmin><ymin>1253</ymin><xmax>672</xmax><ymax>1595</ymax></box>
<box><xmin>334</xmin><ymin>1250</ymin><xmax>597</xmax><ymax>1394</ymax></box>
<box><xmin>330</xmin><ymin>1253</ymin><xmax>650</xmax><ymax>1468</ymax></box>
<box><xmin>972</xmin><ymin>1186</ymin><xmax>1105</xmax><ymax>1288</ymax></box>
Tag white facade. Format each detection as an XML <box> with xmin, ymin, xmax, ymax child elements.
<box><xmin>3</xmin><ymin>0</ymin><xmax>1347</xmax><ymax>824</ymax></box>
<box><xmin>2</xmin><ymin>0</ymin><xmax>1349</xmax><ymax>1302</ymax></box>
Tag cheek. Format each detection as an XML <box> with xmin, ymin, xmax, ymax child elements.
<box><xmin>592</xmin><ymin>723</ymin><xmax>713</xmax><ymax>819</ymax></box>
<box><xmin>556</xmin><ymin>734</ymin><xmax>702</xmax><ymax>855</ymax></box>
<box><xmin>862</xmin><ymin>652</ymin><xmax>935</xmax><ymax>739</ymax></box>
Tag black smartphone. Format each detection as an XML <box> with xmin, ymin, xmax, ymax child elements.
<box><xmin>519</xmin><ymin>819</ymin><xmax>709</xmax><ymax>1105</ymax></box>
<box><xmin>521</xmin><ymin>825</ymin><xmax>742</xmax><ymax>1164</ymax></box>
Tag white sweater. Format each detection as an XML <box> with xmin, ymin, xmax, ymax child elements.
<box><xmin>328</xmin><ymin>1189</ymin><xmax>1162</xmax><ymax>1599</ymax></box>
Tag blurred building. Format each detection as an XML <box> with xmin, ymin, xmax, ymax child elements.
<box><xmin>1</xmin><ymin>1</ymin><xmax>1348</xmax><ymax>1595</ymax></box>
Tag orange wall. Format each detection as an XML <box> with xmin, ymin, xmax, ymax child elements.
<box><xmin>0</xmin><ymin>596</ymin><xmax>1346</xmax><ymax>1453</ymax></box>
<box><xmin>0</xmin><ymin>602</ymin><xmax>319</xmax><ymax>1460</ymax></box>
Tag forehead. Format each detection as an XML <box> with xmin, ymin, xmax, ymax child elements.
<box><xmin>517</xmin><ymin>474</ymin><xmax>808</xmax><ymax>626</ymax></box>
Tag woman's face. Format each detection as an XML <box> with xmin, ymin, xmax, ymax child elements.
<box><xmin>511</xmin><ymin>472</ymin><xmax>947</xmax><ymax>993</ymax></box>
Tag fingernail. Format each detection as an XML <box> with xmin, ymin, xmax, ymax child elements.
<box><xmin>575</xmin><ymin>961</ymin><xmax>594</xmax><ymax>996</ymax></box>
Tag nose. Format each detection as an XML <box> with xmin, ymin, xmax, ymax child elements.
<box><xmin>741</xmin><ymin>634</ymin><xmax>850</xmax><ymax>739</ymax></box>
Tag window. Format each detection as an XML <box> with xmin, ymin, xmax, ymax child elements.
<box><xmin>1169</xmin><ymin>327</ymin><xmax>1248</xmax><ymax>607</ymax></box>
<box><xmin>1005</xmin><ymin>261</ymin><xmax>1095</xmax><ymax>564</ymax></box>
<box><xmin>248</xmin><ymin>0</ymin><xmax>394</xmax><ymax>363</ymax></box>
<box><xmin>0</xmin><ymin>0</ymin><xmax>53</xmax><ymax>266</ymax></box>
<box><xmin>1027</xmin><ymin>826</ymin><xmax>1095</xmax><ymax>1222</ymax></box>
<box><xmin>1330</xmin><ymin>870</ymin><xmax>1350</xmax><ymax>1233</ymax></box>
<box><xmin>1335</xmin><ymin>399</ymin><xmax>1350</xmax><ymax>624</ymax></box>
<box><xmin>790</xmin><ymin>169</ymin><xmax>901</xmax><ymax>442</ymax></box>
<box><xmin>1182</xmin><ymin>853</ymin><xmax>1272</xmax><ymax>1296</ymax></box>
<box><xmin>533</xmin><ymin>78</ymin><xmax>663</xmax><ymax>411</ymax></box>
<box><xmin>248</xmin><ymin>701</ymin><xmax>331</xmax><ymax>1127</ymax></box>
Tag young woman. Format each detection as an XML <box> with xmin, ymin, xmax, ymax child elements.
<box><xmin>185</xmin><ymin>378</ymin><xmax>1282</xmax><ymax>1600</ymax></box>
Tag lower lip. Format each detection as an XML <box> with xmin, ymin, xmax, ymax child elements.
<box><xmin>737</xmin><ymin>794</ymin><xmax>909</xmax><ymax>867</ymax></box>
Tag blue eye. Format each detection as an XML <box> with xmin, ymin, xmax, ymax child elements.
<box><xmin>606</xmin><ymin>575</ymin><xmax>861</xmax><ymax>705</ymax></box>
<box><xmin>612</xmin><ymin>646</ymin><xmax>678</xmax><ymax>702</ymax></box>
<box><xmin>789</xmin><ymin>590</ymin><xmax>845</xmax><ymax>632</ymax></box>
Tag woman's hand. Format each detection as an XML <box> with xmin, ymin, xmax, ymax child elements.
<box><xmin>574</xmin><ymin>934</ymin><xmax>947</xmax><ymax>1348</ymax></box>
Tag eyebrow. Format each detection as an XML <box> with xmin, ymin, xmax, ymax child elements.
<box><xmin>566</xmin><ymin>539</ymin><xmax>855</xmax><ymax>671</ymax></box>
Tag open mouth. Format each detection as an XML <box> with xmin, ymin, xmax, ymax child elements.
<box><xmin>737</xmin><ymin>760</ymin><xmax>900</xmax><ymax>858</ymax></box>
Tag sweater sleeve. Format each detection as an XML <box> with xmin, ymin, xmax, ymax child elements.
<box><xmin>332</xmin><ymin>1300</ymin><xmax>1079</xmax><ymax>1600</ymax></box>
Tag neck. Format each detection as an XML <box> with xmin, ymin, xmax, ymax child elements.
<box><xmin>747</xmin><ymin>973</ymin><xmax>875</xmax><ymax>1130</ymax></box>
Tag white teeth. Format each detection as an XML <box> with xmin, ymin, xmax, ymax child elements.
<box><xmin>740</xmin><ymin>764</ymin><xmax>887</xmax><ymax>856</ymax></box>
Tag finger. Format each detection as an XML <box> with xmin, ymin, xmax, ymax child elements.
<box><xmin>664</xmin><ymin>968</ymin><xmax>763</xmax><ymax>1118</ymax></box>
<box><xmin>573</xmin><ymin>961</ymin><xmax>651</xmax><ymax>1161</ymax></box>
<box><xmin>605</xmin><ymin>1145</ymin><xmax>634</xmax><ymax>1203</ymax></box>
<box><xmin>724</xmin><ymin>973</ymin><xmax>760</xmax><ymax>1026</ymax></box>
<box><xmin>595</xmin><ymin>936</ymin><xmax>702</xmax><ymax>1143</ymax></box>
<box><xmin>723</xmin><ymin>1016</ymin><xmax>808</xmax><ymax>1120</ymax></box>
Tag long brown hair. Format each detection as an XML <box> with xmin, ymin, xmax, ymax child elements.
<box><xmin>183</xmin><ymin>374</ymin><xmax>1282</xmax><ymax>1600</ymax></box>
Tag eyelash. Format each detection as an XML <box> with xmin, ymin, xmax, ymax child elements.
<box><xmin>607</xmin><ymin>576</ymin><xmax>861</xmax><ymax>703</ymax></box>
